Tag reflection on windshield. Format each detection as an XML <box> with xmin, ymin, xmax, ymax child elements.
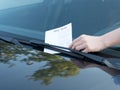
<box><xmin>0</xmin><ymin>0</ymin><xmax>44</xmax><ymax>10</ymax></box>
<box><xmin>0</xmin><ymin>40</ymin><xmax>80</xmax><ymax>85</ymax></box>
<box><xmin>1</xmin><ymin>0</ymin><xmax>120</xmax><ymax>40</ymax></box>
<box><xmin>0</xmin><ymin>24</ymin><xmax>45</xmax><ymax>40</ymax></box>
<box><xmin>95</xmin><ymin>20</ymin><xmax>120</xmax><ymax>36</ymax></box>
<box><xmin>0</xmin><ymin>0</ymin><xmax>72</xmax><ymax>41</ymax></box>
<box><xmin>95</xmin><ymin>20</ymin><xmax>120</xmax><ymax>47</ymax></box>
<box><xmin>1</xmin><ymin>40</ymin><xmax>120</xmax><ymax>86</ymax></box>
<box><xmin>30</xmin><ymin>60</ymin><xmax>79</xmax><ymax>85</ymax></box>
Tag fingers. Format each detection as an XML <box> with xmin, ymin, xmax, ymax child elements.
<box><xmin>69</xmin><ymin>37</ymin><xmax>82</xmax><ymax>48</ymax></box>
<box><xmin>75</xmin><ymin>44</ymin><xmax>86</xmax><ymax>50</ymax></box>
<box><xmin>70</xmin><ymin>43</ymin><xmax>89</xmax><ymax>53</ymax></box>
<box><xmin>82</xmin><ymin>48</ymin><xmax>89</xmax><ymax>53</ymax></box>
<box><xmin>69</xmin><ymin>34</ymin><xmax>86</xmax><ymax>49</ymax></box>
<box><xmin>70</xmin><ymin>40</ymin><xmax>84</xmax><ymax>49</ymax></box>
<box><xmin>72</xmin><ymin>43</ymin><xmax>90</xmax><ymax>53</ymax></box>
<box><xmin>69</xmin><ymin>34</ymin><xmax>91</xmax><ymax>53</ymax></box>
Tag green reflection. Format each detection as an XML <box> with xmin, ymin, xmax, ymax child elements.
<box><xmin>0</xmin><ymin>40</ymin><xmax>80</xmax><ymax>85</ymax></box>
<box><xmin>30</xmin><ymin>60</ymin><xmax>79</xmax><ymax>85</ymax></box>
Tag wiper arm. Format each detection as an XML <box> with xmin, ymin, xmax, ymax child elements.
<box><xmin>0</xmin><ymin>35</ymin><xmax>22</xmax><ymax>46</ymax></box>
<box><xmin>30</xmin><ymin>40</ymin><xmax>120</xmax><ymax>70</ymax></box>
<box><xmin>1</xmin><ymin>36</ymin><xmax>120</xmax><ymax>70</ymax></box>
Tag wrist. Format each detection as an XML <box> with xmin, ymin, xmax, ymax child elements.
<box><xmin>99</xmin><ymin>35</ymin><xmax>111</xmax><ymax>49</ymax></box>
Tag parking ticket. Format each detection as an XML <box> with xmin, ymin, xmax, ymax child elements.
<box><xmin>44</xmin><ymin>23</ymin><xmax>72</xmax><ymax>54</ymax></box>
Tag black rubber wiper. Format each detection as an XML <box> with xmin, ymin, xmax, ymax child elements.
<box><xmin>1</xmin><ymin>36</ymin><xmax>120</xmax><ymax>70</ymax></box>
<box><xmin>30</xmin><ymin>40</ymin><xmax>120</xmax><ymax>70</ymax></box>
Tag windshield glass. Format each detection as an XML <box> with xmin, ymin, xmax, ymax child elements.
<box><xmin>0</xmin><ymin>0</ymin><xmax>120</xmax><ymax>41</ymax></box>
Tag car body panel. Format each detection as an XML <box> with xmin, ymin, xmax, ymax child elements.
<box><xmin>1</xmin><ymin>40</ymin><xmax>120</xmax><ymax>90</ymax></box>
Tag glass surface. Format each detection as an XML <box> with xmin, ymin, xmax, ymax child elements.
<box><xmin>0</xmin><ymin>0</ymin><xmax>120</xmax><ymax>39</ymax></box>
<box><xmin>1</xmin><ymin>40</ymin><xmax>120</xmax><ymax>90</ymax></box>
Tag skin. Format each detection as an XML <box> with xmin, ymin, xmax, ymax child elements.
<box><xmin>69</xmin><ymin>28</ymin><xmax>120</xmax><ymax>53</ymax></box>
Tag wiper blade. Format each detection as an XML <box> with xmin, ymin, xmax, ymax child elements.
<box><xmin>1</xmin><ymin>36</ymin><xmax>120</xmax><ymax>70</ymax></box>
<box><xmin>30</xmin><ymin>40</ymin><xmax>103</xmax><ymax>60</ymax></box>
<box><xmin>30</xmin><ymin>40</ymin><xmax>120</xmax><ymax>70</ymax></box>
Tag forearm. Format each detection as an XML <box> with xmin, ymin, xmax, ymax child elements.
<box><xmin>101</xmin><ymin>28</ymin><xmax>120</xmax><ymax>48</ymax></box>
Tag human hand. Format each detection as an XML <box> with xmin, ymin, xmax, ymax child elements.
<box><xmin>69</xmin><ymin>34</ymin><xmax>106</xmax><ymax>53</ymax></box>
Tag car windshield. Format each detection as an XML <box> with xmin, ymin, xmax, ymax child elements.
<box><xmin>0</xmin><ymin>0</ymin><xmax>120</xmax><ymax>40</ymax></box>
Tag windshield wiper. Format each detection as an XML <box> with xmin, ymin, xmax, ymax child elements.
<box><xmin>1</xmin><ymin>36</ymin><xmax>120</xmax><ymax>70</ymax></box>
<box><xmin>30</xmin><ymin>40</ymin><xmax>120</xmax><ymax>70</ymax></box>
<box><xmin>0</xmin><ymin>35</ymin><xmax>22</xmax><ymax>46</ymax></box>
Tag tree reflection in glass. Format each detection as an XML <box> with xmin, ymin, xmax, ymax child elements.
<box><xmin>0</xmin><ymin>40</ymin><xmax>80</xmax><ymax>85</ymax></box>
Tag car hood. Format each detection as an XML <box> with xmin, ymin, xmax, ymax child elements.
<box><xmin>1</xmin><ymin>40</ymin><xmax>120</xmax><ymax>90</ymax></box>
